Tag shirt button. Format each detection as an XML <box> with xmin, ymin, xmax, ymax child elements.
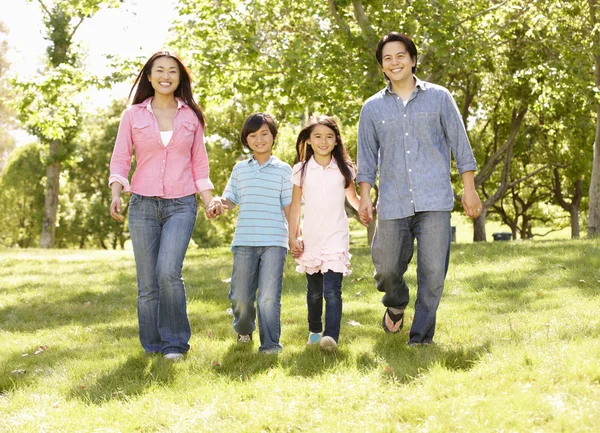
<box><xmin>409</xmin><ymin>169</ymin><xmax>412</xmax><ymax>172</ymax></box>
<box><xmin>407</xmin><ymin>150</ymin><xmax>410</xmax><ymax>154</ymax></box>
<box><xmin>404</xmin><ymin>114</ymin><xmax>407</xmax><ymax>117</ymax></box>
<box><xmin>410</xmin><ymin>188</ymin><xmax>413</xmax><ymax>192</ymax></box>
<box><xmin>410</xmin><ymin>200</ymin><xmax>414</xmax><ymax>203</ymax></box>
<box><xmin>405</xmin><ymin>132</ymin><xmax>408</xmax><ymax>136</ymax></box>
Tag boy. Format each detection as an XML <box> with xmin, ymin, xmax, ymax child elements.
<box><xmin>209</xmin><ymin>113</ymin><xmax>292</xmax><ymax>354</ymax></box>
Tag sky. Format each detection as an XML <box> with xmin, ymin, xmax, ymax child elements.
<box><xmin>2</xmin><ymin>0</ymin><xmax>177</xmax><ymax>145</ymax></box>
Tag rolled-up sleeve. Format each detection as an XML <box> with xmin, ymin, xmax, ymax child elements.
<box><xmin>440</xmin><ymin>90</ymin><xmax>477</xmax><ymax>174</ymax></box>
<box><xmin>191</xmin><ymin>124</ymin><xmax>214</xmax><ymax>193</ymax></box>
<box><xmin>357</xmin><ymin>104</ymin><xmax>379</xmax><ymax>186</ymax></box>
<box><xmin>108</xmin><ymin>110</ymin><xmax>133</xmax><ymax>191</ymax></box>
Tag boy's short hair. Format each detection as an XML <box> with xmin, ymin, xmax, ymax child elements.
<box><xmin>375</xmin><ymin>32</ymin><xmax>418</xmax><ymax>78</ymax></box>
<box><xmin>240</xmin><ymin>113</ymin><xmax>279</xmax><ymax>150</ymax></box>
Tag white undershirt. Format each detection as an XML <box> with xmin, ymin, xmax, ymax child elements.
<box><xmin>160</xmin><ymin>131</ymin><xmax>173</xmax><ymax>146</ymax></box>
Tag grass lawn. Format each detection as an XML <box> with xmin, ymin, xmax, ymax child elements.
<box><xmin>1</xmin><ymin>235</ymin><xmax>599</xmax><ymax>432</ymax></box>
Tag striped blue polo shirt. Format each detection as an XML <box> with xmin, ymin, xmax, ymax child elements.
<box><xmin>223</xmin><ymin>155</ymin><xmax>293</xmax><ymax>249</ymax></box>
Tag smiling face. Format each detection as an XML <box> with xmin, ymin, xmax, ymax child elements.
<box><xmin>380</xmin><ymin>41</ymin><xmax>416</xmax><ymax>86</ymax></box>
<box><xmin>147</xmin><ymin>56</ymin><xmax>180</xmax><ymax>97</ymax></box>
<box><xmin>246</xmin><ymin>123</ymin><xmax>275</xmax><ymax>159</ymax></box>
<box><xmin>307</xmin><ymin>124</ymin><xmax>336</xmax><ymax>160</ymax></box>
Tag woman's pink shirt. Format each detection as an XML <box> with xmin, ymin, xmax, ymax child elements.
<box><xmin>109</xmin><ymin>97</ymin><xmax>214</xmax><ymax>198</ymax></box>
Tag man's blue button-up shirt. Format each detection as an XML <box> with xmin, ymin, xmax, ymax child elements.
<box><xmin>357</xmin><ymin>77</ymin><xmax>477</xmax><ymax>220</ymax></box>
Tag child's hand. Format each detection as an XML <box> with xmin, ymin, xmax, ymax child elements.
<box><xmin>206</xmin><ymin>197</ymin><xmax>224</xmax><ymax>219</ymax></box>
<box><xmin>358</xmin><ymin>207</ymin><xmax>373</xmax><ymax>224</ymax></box>
<box><xmin>289</xmin><ymin>237</ymin><xmax>303</xmax><ymax>259</ymax></box>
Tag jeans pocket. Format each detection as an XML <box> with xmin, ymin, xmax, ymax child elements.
<box><xmin>129</xmin><ymin>193</ymin><xmax>142</xmax><ymax>206</ymax></box>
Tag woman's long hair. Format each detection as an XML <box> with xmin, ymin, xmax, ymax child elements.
<box><xmin>129</xmin><ymin>51</ymin><xmax>205</xmax><ymax>126</ymax></box>
<box><xmin>294</xmin><ymin>115</ymin><xmax>354</xmax><ymax>188</ymax></box>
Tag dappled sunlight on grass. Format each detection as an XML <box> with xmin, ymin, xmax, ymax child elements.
<box><xmin>1</xmin><ymin>239</ymin><xmax>599</xmax><ymax>431</ymax></box>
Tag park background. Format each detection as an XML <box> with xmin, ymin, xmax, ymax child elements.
<box><xmin>1</xmin><ymin>1</ymin><xmax>600</xmax><ymax>432</ymax></box>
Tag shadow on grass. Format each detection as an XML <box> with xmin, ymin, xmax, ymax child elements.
<box><xmin>68</xmin><ymin>354</ymin><xmax>176</xmax><ymax>405</ymax></box>
<box><xmin>371</xmin><ymin>332</ymin><xmax>492</xmax><ymax>383</ymax></box>
<box><xmin>211</xmin><ymin>341</ymin><xmax>278</xmax><ymax>380</ymax></box>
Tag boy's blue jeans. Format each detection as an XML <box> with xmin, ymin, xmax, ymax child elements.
<box><xmin>371</xmin><ymin>211</ymin><xmax>451</xmax><ymax>344</ymax></box>
<box><xmin>128</xmin><ymin>193</ymin><xmax>197</xmax><ymax>355</ymax></box>
<box><xmin>229</xmin><ymin>246</ymin><xmax>287</xmax><ymax>352</ymax></box>
<box><xmin>306</xmin><ymin>271</ymin><xmax>343</xmax><ymax>342</ymax></box>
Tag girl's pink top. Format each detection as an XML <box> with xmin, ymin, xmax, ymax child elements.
<box><xmin>292</xmin><ymin>157</ymin><xmax>355</xmax><ymax>276</ymax></box>
<box><xmin>109</xmin><ymin>97</ymin><xmax>213</xmax><ymax>198</ymax></box>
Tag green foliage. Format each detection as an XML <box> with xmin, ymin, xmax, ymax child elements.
<box><xmin>0</xmin><ymin>143</ymin><xmax>45</xmax><ymax>247</ymax></box>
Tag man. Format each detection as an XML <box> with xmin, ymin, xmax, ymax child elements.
<box><xmin>357</xmin><ymin>32</ymin><xmax>482</xmax><ymax>345</ymax></box>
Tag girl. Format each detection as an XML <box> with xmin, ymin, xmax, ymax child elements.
<box><xmin>288</xmin><ymin>115</ymin><xmax>360</xmax><ymax>352</ymax></box>
<box><xmin>209</xmin><ymin>113</ymin><xmax>293</xmax><ymax>354</ymax></box>
<box><xmin>109</xmin><ymin>51</ymin><xmax>216</xmax><ymax>361</ymax></box>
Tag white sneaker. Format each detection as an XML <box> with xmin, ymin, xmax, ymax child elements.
<box><xmin>261</xmin><ymin>347</ymin><xmax>282</xmax><ymax>355</ymax></box>
<box><xmin>319</xmin><ymin>336</ymin><xmax>337</xmax><ymax>353</ymax></box>
<box><xmin>164</xmin><ymin>353</ymin><xmax>184</xmax><ymax>361</ymax></box>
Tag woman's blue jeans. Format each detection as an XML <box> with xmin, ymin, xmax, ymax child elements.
<box><xmin>229</xmin><ymin>246</ymin><xmax>287</xmax><ymax>352</ymax></box>
<box><xmin>371</xmin><ymin>211</ymin><xmax>451</xmax><ymax>344</ymax></box>
<box><xmin>128</xmin><ymin>193</ymin><xmax>197</xmax><ymax>354</ymax></box>
<box><xmin>306</xmin><ymin>271</ymin><xmax>343</xmax><ymax>342</ymax></box>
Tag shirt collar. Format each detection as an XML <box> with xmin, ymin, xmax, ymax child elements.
<box><xmin>248</xmin><ymin>154</ymin><xmax>275</xmax><ymax>167</ymax></box>
<box><xmin>142</xmin><ymin>97</ymin><xmax>185</xmax><ymax>112</ymax></box>
<box><xmin>307</xmin><ymin>155</ymin><xmax>338</xmax><ymax>170</ymax></box>
<box><xmin>384</xmin><ymin>75</ymin><xmax>427</xmax><ymax>95</ymax></box>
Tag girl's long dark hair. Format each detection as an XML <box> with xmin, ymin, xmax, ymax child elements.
<box><xmin>129</xmin><ymin>51</ymin><xmax>205</xmax><ymax>126</ymax></box>
<box><xmin>294</xmin><ymin>115</ymin><xmax>354</xmax><ymax>188</ymax></box>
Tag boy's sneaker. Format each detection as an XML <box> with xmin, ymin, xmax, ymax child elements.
<box><xmin>319</xmin><ymin>336</ymin><xmax>338</xmax><ymax>353</ymax></box>
<box><xmin>237</xmin><ymin>334</ymin><xmax>252</xmax><ymax>344</ymax></box>
<box><xmin>164</xmin><ymin>352</ymin><xmax>184</xmax><ymax>361</ymax></box>
<box><xmin>307</xmin><ymin>332</ymin><xmax>322</xmax><ymax>345</ymax></box>
<box><xmin>261</xmin><ymin>346</ymin><xmax>282</xmax><ymax>355</ymax></box>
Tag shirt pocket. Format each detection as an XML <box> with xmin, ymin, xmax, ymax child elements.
<box><xmin>413</xmin><ymin>112</ymin><xmax>441</xmax><ymax>139</ymax></box>
<box><xmin>132</xmin><ymin>122</ymin><xmax>153</xmax><ymax>143</ymax></box>
<box><xmin>375</xmin><ymin>118</ymin><xmax>401</xmax><ymax>147</ymax></box>
<box><xmin>180</xmin><ymin>122</ymin><xmax>196</xmax><ymax>145</ymax></box>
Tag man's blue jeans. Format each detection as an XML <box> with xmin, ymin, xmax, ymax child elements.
<box><xmin>128</xmin><ymin>193</ymin><xmax>197</xmax><ymax>355</ymax></box>
<box><xmin>371</xmin><ymin>211</ymin><xmax>451</xmax><ymax>344</ymax></box>
<box><xmin>306</xmin><ymin>271</ymin><xmax>343</xmax><ymax>342</ymax></box>
<box><xmin>229</xmin><ymin>246</ymin><xmax>287</xmax><ymax>352</ymax></box>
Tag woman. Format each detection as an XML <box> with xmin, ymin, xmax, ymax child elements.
<box><xmin>109</xmin><ymin>51</ymin><xmax>215</xmax><ymax>360</ymax></box>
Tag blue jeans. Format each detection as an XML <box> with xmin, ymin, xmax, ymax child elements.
<box><xmin>128</xmin><ymin>193</ymin><xmax>197</xmax><ymax>354</ymax></box>
<box><xmin>371</xmin><ymin>211</ymin><xmax>451</xmax><ymax>344</ymax></box>
<box><xmin>229</xmin><ymin>246</ymin><xmax>287</xmax><ymax>352</ymax></box>
<box><xmin>306</xmin><ymin>271</ymin><xmax>343</xmax><ymax>342</ymax></box>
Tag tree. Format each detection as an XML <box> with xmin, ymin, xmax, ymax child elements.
<box><xmin>0</xmin><ymin>21</ymin><xmax>15</xmax><ymax>173</ymax></box>
<box><xmin>13</xmin><ymin>0</ymin><xmax>121</xmax><ymax>248</ymax></box>
<box><xmin>0</xmin><ymin>143</ymin><xmax>45</xmax><ymax>247</ymax></box>
<box><xmin>586</xmin><ymin>0</ymin><xmax>600</xmax><ymax>237</ymax></box>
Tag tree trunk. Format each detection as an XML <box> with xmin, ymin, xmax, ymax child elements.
<box><xmin>367</xmin><ymin>217</ymin><xmax>376</xmax><ymax>246</ymax></box>
<box><xmin>589</xmin><ymin>138</ymin><xmax>600</xmax><ymax>236</ymax></box>
<box><xmin>571</xmin><ymin>205</ymin><xmax>580</xmax><ymax>239</ymax></box>
<box><xmin>588</xmin><ymin>0</ymin><xmax>600</xmax><ymax>237</ymax></box>
<box><xmin>40</xmin><ymin>140</ymin><xmax>60</xmax><ymax>248</ymax></box>
<box><xmin>473</xmin><ymin>209</ymin><xmax>487</xmax><ymax>241</ymax></box>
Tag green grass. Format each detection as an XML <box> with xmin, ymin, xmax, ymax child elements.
<box><xmin>1</xmin><ymin>237</ymin><xmax>599</xmax><ymax>432</ymax></box>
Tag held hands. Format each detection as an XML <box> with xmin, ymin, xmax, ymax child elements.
<box><xmin>206</xmin><ymin>197</ymin><xmax>227</xmax><ymax>219</ymax></box>
<box><xmin>289</xmin><ymin>237</ymin><xmax>304</xmax><ymax>259</ymax></box>
<box><xmin>358</xmin><ymin>195</ymin><xmax>374</xmax><ymax>225</ymax></box>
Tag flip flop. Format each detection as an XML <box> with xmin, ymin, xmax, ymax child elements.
<box><xmin>382</xmin><ymin>308</ymin><xmax>404</xmax><ymax>333</ymax></box>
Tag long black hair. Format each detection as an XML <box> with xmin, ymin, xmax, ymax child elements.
<box><xmin>294</xmin><ymin>115</ymin><xmax>354</xmax><ymax>188</ymax></box>
<box><xmin>129</xmin><ymin>51</ymin><xmax>205</xmax><ymax>126</ymax></box>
